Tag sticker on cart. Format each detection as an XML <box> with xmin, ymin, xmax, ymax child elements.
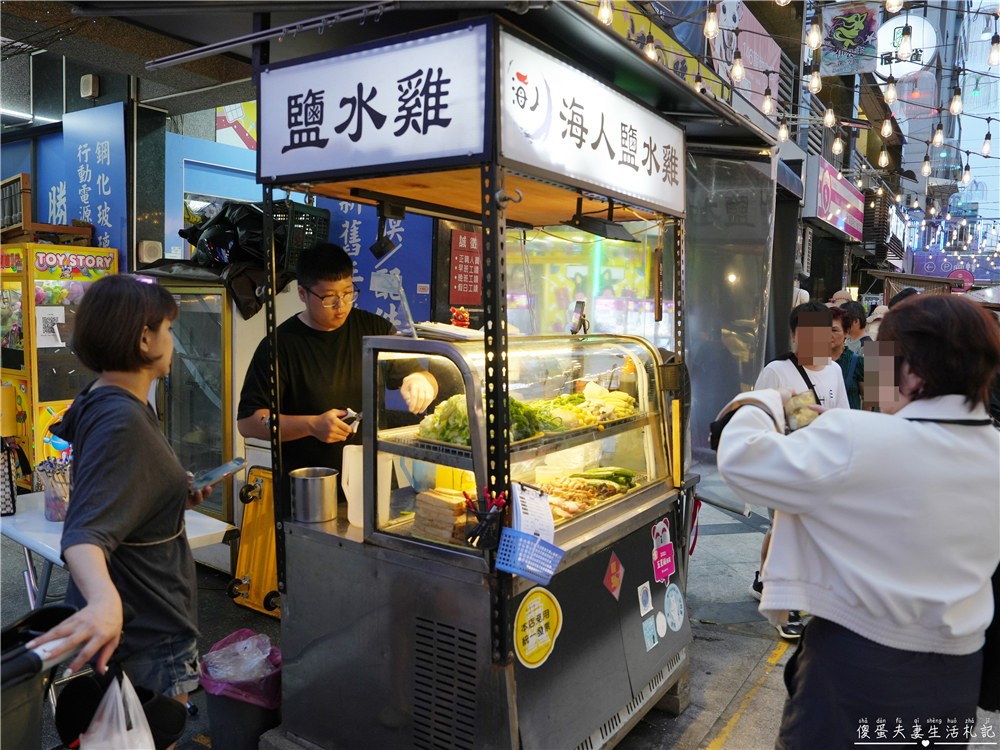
<box><xmin>514</xmin><ymin>587</ymin><xmax>563</xmax><ymax>669</ymax></box>
<box><xmin>642</xmin><ymin>615</ymin><xmax>659</xmax><ymax>651</ymax></box>
<box><xmin>651</xmin><ymin>517</ymin><xmax>676</xmax><ymax>584</ymax></box>
<box><xmin>603</xmin><ymin>552</ymin><xmax>624</xmax><ymax>601</ymax></box>
<box><xmin>656</xmin><ymin>611</ymin><xmax>667</xmax><ymax>638</ymax></box>
<box><xmin>664</xmin><ymin>583</ymin><xmax>685</xmax><ymax>632</ymax></box>
<box><xmin>638</xmin><ymin>581</ymin><xmax>654</xmax><ymax>616</ymax></box>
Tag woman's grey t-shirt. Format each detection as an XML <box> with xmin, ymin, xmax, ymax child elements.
<box><xmin>54</xmin><ymin>384</ymin><xmax>197</xmax><ymax>660</ymax></box>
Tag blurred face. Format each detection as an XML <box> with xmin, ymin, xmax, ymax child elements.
<box><xmin>862</xmin><ymin>340</ymin><xmax>924</xmax><ymax>414</ymax></box>
<box><xmin>830</xmin><ymin>319</ymin><xmax>845</xmax><ymax>353</ymax></box>
<box><xmin>792</xmin><ymin>323</ymin><xmax>832</xmax><ymax>366</ymax></box>
<box><xmin>142</xmin><ymin>318</ymin><xmax>174</xmax><ymax>378</ymax></box>
<box><xmin>298</xmin><ymin>276</ymin><xmax>356</xmax><ymax>331</ymax></box>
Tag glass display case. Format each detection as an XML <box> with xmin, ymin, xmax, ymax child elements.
<box><xmin>158</xmin><ymin>286</ymin><xmax>231</xmax><ymax>519</ymax></box>
<box><xmin>366</xmin><ymin>335</ymin><xmax>673</xmax><ymax>552</ymax></box>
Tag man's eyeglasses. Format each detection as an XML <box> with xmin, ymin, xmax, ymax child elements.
<box><xmin>304</xmin><ymin>284</ymin><xmax>360</xmax><ymax>308</ymax></box>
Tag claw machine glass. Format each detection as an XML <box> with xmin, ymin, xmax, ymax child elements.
<box><xmin>157</xmin><ymin>284</ymin><xmax>232</xmax><ymax>521</ymax></box>
<box><xmin>1</xmin><ymin>243</ymin><xmax>117</xmax><ymax>489</ymax></box>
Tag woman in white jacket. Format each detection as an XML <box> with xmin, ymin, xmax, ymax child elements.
<box><xmin>715</xmin><ymin>294</ymin><xmax>1000</xmax><ymax>749</ymax></box>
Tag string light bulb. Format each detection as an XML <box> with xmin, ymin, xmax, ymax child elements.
<box><xmin>895</xmin><ymin>193</ymin><xmax>902</xmax><ymax>203</ymax></box>
<box><xmin>762</xmin><ymin>86</ymin><xmax>773</xmax><ymax>115</ymax></box>
<box><xmin>949</xmin><ymin>85</ymin><xmax>963</xmax><ymax>115</ymax></box>
<box><xmin>962</xmin><ymin>158</ymin><xmax>972</xmax><ymax>185</ymax></box>
<box><xmin>807</xmin><ymin>17</ymin><xmax>822</xmax><ymax>51</ymax></box>
<box><xmin>877</xmin><ymin>186</ymin><xmax>884</xmax><ymax>196</ymax></box>
<box><xmin>693</xmin><ymin>72</ymin><xmax>705</xmax><ymax>93</ymax></box>
<box><xmin>884</xmin><ymin>74</ymin><xmax>897</xmax><ymax>105</ymax></box>
<box><xmin>881</xmin><ymin>119</ymin><xmax>893</xmax><ymax>139</ymax></box>
<box><xmin>897</xmin><ymin>24</ymin><xmax>913</xmax><ymax>62</ymax></box>
<box><xmin>878</xmin><ymin>147</ymin><xmax>890</xmax><ymax>168</ymax></box>
<box><xmin>885</xmin><ymin>0</ymin><xmax>903</xmax><ymax>12</ymax></box>
<box><xmin>824</xmin><ymin>107</ymin><xmax>836</xmax><ymax>128</ymax></box>
<box><xmin>913</xmin><ymin>197</ymin><xmax>920</xmax><ymax>209</ymax></box>
<box><xmin>932</xmin><ymin>121</ymin><xmax>944</xmax><ymax>147</ymax></box>
<box><xmin>930</xmin><ymin>205</ymin><xmax>937</xmax><ymax>216</ymax></box>
<box><xmin>990</xmin><ymin>32</ymin><xmax>1000</xmax><ymax>68</ymax></box>
<box><xmin>832</xmin><ymin>133</ymin><xmax>844</xmax><ymax>154</ymax></box>
<box><xmin>808</xmin><ymin>64</ymin><xmax>822</xmax><ymax>94</ymax></box>
<box><xmin>856</xmin><ymin>178</ymin><xmax>864</xmax><ymax>187</ymax></box>
<box><xmin>644</xmin><ymin>34</ymin><xmax>656</xmax><ymax>60</ymax></box>
<box><xmin>731</xmin><ymin>49</ymin><xmax>745</xmax><ymax>83</ymax></box>
<box><xmin>921</xmin><ymin>151</ymin><xmax>932</xmax><ymax>177</ymax></box>
<box><xmin>778</xmin><ymin>117</ymin><xmax>789</xmax><ymax>142</ymax></box>
<box><xmin>775</xmin><ymin>0</ymin><xmax>790</xmax><ymax>6</ymax></box>
<box><xmin>946</xmin><ymin>212</ymin><xmax>952</xmax><ymax>221</ymax></box>
<box><xmin>983</xmin><ymin>130</ymin><xmax>993</xmax><ymax>157</ymax></box>
<box><xmin>597</xmin><ymin>0</ymin><xmax>613</xmax><ymax>25</ymax></box>
<box><xmin>704</xmin><ymin>3</ymin><xmax>719</xmax><ymax>39</ymax></box>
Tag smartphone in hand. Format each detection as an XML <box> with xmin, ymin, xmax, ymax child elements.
<box><xmin>191</xmin><ymin>458</ymin><xmax>247</xmax><ymax>491</ymax></box>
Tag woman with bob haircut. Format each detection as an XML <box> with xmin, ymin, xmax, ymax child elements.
<box><xmin>27</xmin><ymin>275</ymin><xmax>212</xmax><ymax>720</ymax></box>
<box><xmin>713</xmin><ymin>294</ymin><xmax>1000</xmax><ymax>748</ymax></box>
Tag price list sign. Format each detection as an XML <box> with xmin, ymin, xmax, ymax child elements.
<box><xmin>450</xmin><ymin>230</ymin><xmax>482</xmax><ymax>306</ymax></box>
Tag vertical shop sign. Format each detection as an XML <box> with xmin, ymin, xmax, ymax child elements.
<box><xmin>449</xmin><ymin>230</ymin><xmax>482</xmax><ymax>306</ymax></box>
<box><xmin>651</xmin><ymin>517</ymin><xmax>675</xmax><ymax>584</ymax></box>
<box><xmin>803</xmin><ymin>155</ymin><xmax>864</xmax><ymax>242</ymax></box>
<box><xmin>62</xmin><ymin>105</ymin><xmax>127</xmax><ymax>265</ymax></box>
<box><xmin>820</xmin><ymin>3</ymin><xmax>879</xmax><ymax>76</ymax></box>
<box><xmin>322</xmin><ymin>198</ymin><xmax>432</xmax><ymax>326</ymax></box>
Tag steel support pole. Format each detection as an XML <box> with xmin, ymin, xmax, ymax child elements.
<box><xmin>480</xmin><ymin>161</ymin><xmax>512</xmax><ymax>664</ymax></box>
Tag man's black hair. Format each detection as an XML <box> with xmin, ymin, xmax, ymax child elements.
<box><xmin>888</xmin><ymin>287</ymin><xmax>918</xmax><ymax>308</ymax></box>
<box><xmin>296</xmin><ymin>243</ymin><xmax>354</xmax><ymax>289</ymax></box>
<box><xmin>842</xmin><ymin>300</ymin><xmax>868</xmax><ymax>330</ymax></box>
<box><xmin>789</xmin><ymin>301</ymin><xmax>832</xmax><ymax>332</ymax></box>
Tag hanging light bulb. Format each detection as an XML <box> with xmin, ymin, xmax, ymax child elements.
<box><xmin>824</xmin><ymin>107</ymin><xmax>836</xmax><ymax>128</ymax></box>
<box><xmin>921</xmin><ymin>220</ymin><xmax>926</xmax><ymax>228</ymax></box>
<box><xmin>932</xmin><ymin>121</ymin><xmax>944</xmax><ymax>147</ymax></box>
<box><xmin>921</xmin><ymin>151</ymin><xmax>932</xmax><ymax>176</ymax></box>
<box><xmin>913</xmin><ymin>197</ymin><xmax>920</xmax><ymax>209</ymax></box>
<box><xmin>930</xmin><ymin>205</ymin><xmax>937</xmax><ymax>216</ymax></box>
<box><xmin>692</xmin><ymin>72</ymin><xmax>705</xmax><ymax>93</ymax></box>
<box><xmin>897</xmin><ymin>24</ymin><xmax>913</xmax><ymax>62</ymax></box>
<box><xmin>762</xmin><ymin>86</ymin><xmax>773</xmax><ymax>115</ymax></box>
<box><xmin>961</xmin><ymin>217</ymin><xmax>967</xmax><ymax>226</ymax></box>
<box><xmin>808</xmin><ymin>64</ymin><xmax>822</xmax><ymax>94</ymax></box>
<box><xmin>962</xmin><ymin>160</ymin><xmax>972</xmax><ymax>185</ymax></box>
<box><xmin>856</xmin><ymin>178</ymin><xmax>864</xmax><ymax>187</ymax></box>
<box><xmin>778</xmin><ymin>117</ymin><xmax>789</xmax><ymax>142</ymax></box>
<box><xmin>885</xmin><ymin>0</ymin><xmax>904</xmax><ymax>12</ymax></box>
<box><xmin>731</xmin><ymin>49</ymin><xmax>745</xmax><ymax>83</ymax></box>
<box><xmin>704</xmin><ymin>3</ymin><xmax>719</xmax><ymax>39</ymax></box>
<box><xmin>597</xmin><ymin>0</ymin><xmax>614</xmax><ymax>25</ymax></box>
<box><xmin>884</xmin><ymin>74</ymin><xmax>897</xmax><ymax>105</ymax></box>
<box><xmin>895</xmin><ymin>193</ymin><xmax>902</xmax><ymax>203</ymax></box>
<box><xmin>878</xmin><ymin>147</ymin><xmax>890</xmax><ymax>168</ymax></box>
<box><xmin>990</xmin><ymin>32</ymin><xmax>1000</xmax><ymax>68</ymax></box>
<box><xmin>832</xmin><ymin>133</ymin><xmax>844</xmax><ymax>154</ymax></box>
<box><xmin>983</xmin><ymin>131</ymin><xmax>992</xmax><ymax>157</ymax></box>
<box><xmin>837</xmin><ymin>171</ymin><xmax>843</xmax><ymax>180</ymax></box>
<box><xmin>877</xmin><ymin>185</ymin><xmax>884</xmax><ymax>196</ymax></box>
<box><xmin>881</xmin><ymin>118</ymin><xmax>893</xmax><ymax>139</ymax></box>
<box><xmin>949</xmin><ymin>85</ymin><xmax>963</xmax><ymax>115</ymax></box>
<box><xmin>775</xmin><ymin>0</ymin><xmax>790</xmax><ymax>6</ymax></box>
<box><xmin>807</xmin><ymin>17</ymin><xmax>822</xmax><ymax>51</ymax></box>
<box><xmin>946</xmin><ymin>212</ymin><xmax>952</xmax><ymax>221</ymax></box>
<box><xmin>643</xmin><ymin>33</ymin><xmax>657</xmax><ymax>60</ymax></box>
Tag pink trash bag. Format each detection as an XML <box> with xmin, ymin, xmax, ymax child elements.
<box><xmin>199</xmin><ymin>629</ymin><xmax>281</xmax><ymax>710</ymax></box>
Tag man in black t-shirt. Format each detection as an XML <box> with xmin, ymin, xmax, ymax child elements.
<box><xmin>237</xmin><ymin>243</ymin><xmax>437</xmax><ymax>476</ymax></box>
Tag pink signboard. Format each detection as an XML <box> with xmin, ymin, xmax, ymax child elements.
<box><xmin>709</xmin><ymin>1</ymin><xmax>781</xmax><ymax>111</ymax></box>
<box><xmin>814</xmin><ymin>158</ymin><xmax>864</xmax><ymax>242</ymax></box>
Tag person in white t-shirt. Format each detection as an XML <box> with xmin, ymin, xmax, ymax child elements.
<box><xmin>748</xmin><ymin>302</ymin><xmax>849</xmax><ymax>639</ymax></box>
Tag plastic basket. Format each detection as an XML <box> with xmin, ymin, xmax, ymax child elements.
<box><xmin>270</xmin><ymin>200</ymin><xmax>331</xmax><ymax>271</ymax></box>
<box><xmin>495</xmin><ymin>527</ymin><xmax>566</xmax><ymax>585</ymax></box>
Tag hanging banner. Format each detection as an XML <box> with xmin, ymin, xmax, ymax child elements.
<box><xmin>707</xmin><ymin>1</ymin><xmax>781</xmax><ymax>111</ymax></box>
<box><xmin>500</xmin><ymin>30</ymin><xmax>685</xmax><ymax>217</ymax></box>
<box><xmin>321</xmin><ymin>198</ymin><xmax>432</xmax><ymax>326</ymax></box>
<box><xmin>61</xmin><ymin>104</ymin><xmax>128</xmax><ymax>267</ymax></box>
<box><xmin>259</xmin><ymin>22</ymin><xmax>488</xmax><ymax>183</ymax></box>
<box><xmin>820</xmin><ymin>3</ymin><xmax>880</xmax><ymax>77</ymax></box>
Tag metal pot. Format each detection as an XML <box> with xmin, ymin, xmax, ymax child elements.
<box><xmin>289</xmin><ymin>467</ymin><xmax>338</xmax><ymax>523</ymax></box>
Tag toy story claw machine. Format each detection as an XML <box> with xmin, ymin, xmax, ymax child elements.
<box><xmin>0</xmin><ymin>244</ymin><xmax>117</xmax><ymax>488</ymax></box>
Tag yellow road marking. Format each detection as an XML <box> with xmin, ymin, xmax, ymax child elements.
<box><xmin>705</xmin><ymin>641</ymin><xmax>789</xmax><ymax>750</ymax></box>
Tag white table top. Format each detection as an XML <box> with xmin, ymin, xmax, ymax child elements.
<box><xmin>1</xmin><ymin>492</ymin><xmax>237</xmax><ymax>566</ymax></box>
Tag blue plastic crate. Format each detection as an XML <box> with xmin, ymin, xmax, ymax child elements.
<box><xmin>495</xmin><ymin>527</ymin><xmax>566</xmax><ymax>585</ymax></box>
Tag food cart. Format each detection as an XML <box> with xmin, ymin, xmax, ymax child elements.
<box><xmin>250</xmin><ymin>9</ymin><xmax>769</xmax><ymax>749</ymax></box>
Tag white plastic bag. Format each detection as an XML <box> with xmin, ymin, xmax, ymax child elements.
<box><xmin>80</xmin><ymin>674</ymin><xmax>155</xmax><ymax>750</ymax></box>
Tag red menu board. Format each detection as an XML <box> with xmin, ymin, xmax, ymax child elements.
<box><xmin>450</xmin><ymin>230</ymin><xmax>482</xmax><ymax>305</ymax></box>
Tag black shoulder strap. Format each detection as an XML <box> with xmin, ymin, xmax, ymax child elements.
<box><xmin>789</xmin><ymin>355</ymin><xmax>821</xmax><ymax>403</ymax></box>
<box><xmin>904</xmin><ymin>418</ymin><xmax>993</xmax><ymax>426</ymax></box>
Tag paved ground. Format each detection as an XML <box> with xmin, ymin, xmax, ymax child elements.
<box><xmin>3</xmin><ymin>461</ymin><xmax>997</xmax><ymax>749</ymax></box>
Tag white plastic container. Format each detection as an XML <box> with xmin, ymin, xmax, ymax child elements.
<box><xmin>342</xmin><ymin>446</ymin><xmax>393</xmax><ymax>527</ymax></box>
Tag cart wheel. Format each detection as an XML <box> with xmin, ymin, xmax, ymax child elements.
<box><xmin>263</xmin><ymin>591</ymin><xmax>281</xmax><ymax>612</ymax></box>
<box><xmin>226</xmin><ymin>578</ymin><xmax>243</xmax><ymax>599</ymax></box>
<box><xmin>239</xmin><ymin>484</ymin><xmax>256</xmax><ymax>504</ymax></box>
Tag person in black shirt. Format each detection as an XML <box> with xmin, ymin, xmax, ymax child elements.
<box><xmin>237</xmin><ymin>243</ymin><xmax>437</xmax><ymax>476</ymax></box>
